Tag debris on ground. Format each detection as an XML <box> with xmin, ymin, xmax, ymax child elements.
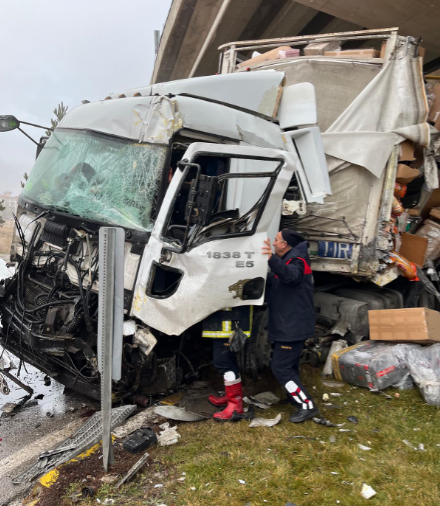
<box><xmin>249</xmin><ymin>413</ymin><xmax>282</xmax><ymax>427</ymax></box>
<box><xmin>112</xmin><ymin>406</ymin><xmax>161</xmax><ymax>438</ymax></box>
<box><xmin>1</xmin><ymin>401</ymin><xmax>19</xmax><ymax>414</ymax></box>
<box><xmin>402</xmin><ymin>439</ymin><xmax>425</xmax><ymax>451</ymax></box>
<box><xmin>123</xmin><ymin>427</ymin><xmax>157</xmax><ymax>454</ymax></box>
<box><xmin>358</xmin><ymin>444</ymin><xmax>372</xmax><ymax>451</ymax></box>
<box><xmin>322</xmin><ymin>339</ymin><xmax>348</xmax><ymax>378</ymax></box>
<box><xmin>329</xmin><ymin>435</ymin><xmax>336</xmax><ymax>443</ymax></box>
<box><xmin>394</xmin><ymin>343</ymin><xmax>440</xmax><ymax>405</ymax></box>
<box><xmin>116</xmin><ymin>452</ymin><xmax>150</xmax><ymax>488</ymax></box>
<box><xmin>361</xmin><ymin>483</ymin><xmax>377</xmax><ymax>499</ymax></box>
<box><xmin>238</xmin><ymin>479</ymin><xmax>246</xmax><ymax>484</ymax></box>
<box><xmin>243</xmin><ymin>396</ymin><xmax>271</xmax><ymax>409</ymax></box>
<box><xmin>101</xmin><ymin>474</ymin><xmax>119</xmax><ymax>484</ymax></box>
<box><xmin>322</xmin><ymin>393</ymin><xmax>330</xmax><ymax>401</ymax></box>
<box><xmin>347</xmin><ymin>415</ymin><xmax>359</xmax><ymax>424</ymax></box>
<box><xmin>252</xmin><ymin>391</ymin><xmax>280</xmax><ymax>405</ymax></box>
<box><xmin>157</xmin><ymin>422</ymin><xmax>181</xmax><ymax>446</ymax></box>
<box><xmin>154</xmin><ymin>405</ymin><xmax>208</xmax><ymax>422</ymax></box>
<box><xmin>312</xmin><ymin>417</ymin><xmax>344</xmax><ymax>428</ymax></box>
<box><xmin>13</xmin><ymin>405</ymin><xmax>136</xmax><ymax>484</ymax></box>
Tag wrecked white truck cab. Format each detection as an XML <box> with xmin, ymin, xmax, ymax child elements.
<box><xmin>0</xmin><ymin>71</ymin><xmax>330</xmax><ymax>399</ymax></box>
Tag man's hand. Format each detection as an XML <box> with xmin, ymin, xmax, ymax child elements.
<box><xmin>262</xmin><ymin>238</ymin><xmax>273</xmax><ymax>261</ymax></box>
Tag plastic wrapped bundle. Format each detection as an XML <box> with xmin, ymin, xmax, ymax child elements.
<box><xmin>416</xmin><ymin>219</ymin><xmax>440</xmax><ymax>265</ymax></box>
<box><xmin>394</xmin><ymin>343</ymin><xmax>440</xmax><ymax>405</ymax></box>
<box><xmin>389</xmin><ymin>251</ymin><xmax>419</xmax><ymax>280</ymax></box>
<box><xmin>332</xmin><ymin>341</ymin><xmax>413</xmax><ymax>391</ymax></box>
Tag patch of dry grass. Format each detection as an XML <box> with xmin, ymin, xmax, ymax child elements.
<box><xmin>62</xmin><ymin>366</ymin><xmax>440</xmax><ymax>506</ymax></box>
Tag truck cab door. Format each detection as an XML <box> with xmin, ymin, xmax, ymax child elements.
<box><xmin>131</xmin><ymin>142</ymin><xmax>298</xmax><ymax>335</ymax></box>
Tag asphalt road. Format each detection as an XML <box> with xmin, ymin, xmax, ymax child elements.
<box><xmin>0</xmin><ymin>351</ymin><xmax>96</xmax><ymax>505</ymax></box>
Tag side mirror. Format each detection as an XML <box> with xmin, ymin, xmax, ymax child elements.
<box><xmin>0</xmin><ymin>115</ymin><xmax>20</xmax><ymax>133</ymax></box>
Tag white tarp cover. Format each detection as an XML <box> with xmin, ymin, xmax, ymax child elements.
<box><xmin>262</xmin><ymin>42</ymin><xmax>429</xmax><ymax>243</ymax></box>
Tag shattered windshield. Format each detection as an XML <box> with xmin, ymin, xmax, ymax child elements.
<box><xmin>22</xmin><ymin>129</ymin><xmax>168</xmax><ymax>231</ymax></box>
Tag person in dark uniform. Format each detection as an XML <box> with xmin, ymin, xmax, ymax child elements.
<box><xmin>262</xmin><ymin>229</ymin><xmax>319</xmax><ymax>423</ymax></box>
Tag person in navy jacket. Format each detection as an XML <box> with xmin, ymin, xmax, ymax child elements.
<box><xmin>262</xmin><ymin>229</ymin><xmax>319</xmax><ymax>423</ymax></box>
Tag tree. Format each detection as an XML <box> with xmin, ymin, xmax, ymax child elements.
<box><xmin>45</xmin><ymin>102</ymin><xmax>68</xmax><ymax>137</ymax></box>
<box><xmin>0</xmin><ymin>200</ymin><xmax>5</xmax><ymax>227</ymax></box>
<box><xmin>20</xmin><ymin>172</ymin><xmax>28</xmax><ymax>189</ymax></box>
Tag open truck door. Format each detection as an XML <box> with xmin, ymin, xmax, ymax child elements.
<box><xmin>132</xmin><ymin>143</ymin><xmax>299</xmax><ymax>335</ymax></box>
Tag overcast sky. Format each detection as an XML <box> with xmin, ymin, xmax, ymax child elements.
<box><xmin>0</xmin><ymin>0</ymin><xmax>172</xmax><ymax>195</ymax></box>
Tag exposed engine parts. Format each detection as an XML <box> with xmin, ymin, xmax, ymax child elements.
<box><xmin>0</xmin><ymin>210</ymin><xmax>192</xmax><ymax>399</ymax></box>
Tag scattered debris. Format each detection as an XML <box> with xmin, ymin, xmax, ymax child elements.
<box><xmin>287</xmin><ymin>435</ymin><xmax>316</xmax><ymax>441</ymax></box>
<box><xmin>34</xmin><ymin>393</ymin><xmax>44</xmax><ymax>400</ymax></box>
<box><xmin>361</xmin><ymin>483</ymin><xmax>377</xmax><ymax>499</ymax></box>
<box><xmin>249</xmin><ymin>414</ymin><xmax>282</xmax><ymax>428</ymax></box>
<box><xmin>313</xmin><ymin>417</ymin><xmax>344</xmax><ymax>428</ymax></box>
<box><xmin>347</xmin><ymin>416</ymin><xmax>359</xmax><ymax>424</ymax></box>
<box><xmin>157</xmin><ymin>423</ymin><xmax>181</xmax><ymax>446</ymax></box>
<box><xmin>116</xmin><ymin>452</ymin><xmax>150</xmax><ymax>488</ymax></box>
<box><xmin>322</xmin><ymin>394</ymin><xmax>330</xmax><ymax>401</ymax></box>
<box><xmin>330</xmin><ymin>393</ymin><xmax>343</xmax><ymax>397</ymax></box>
<box><xmin>96</xmin><ymin>499</ymin><xmax>115</xmax><ymax>505</ymax></box>
<box><xmin>154</xmin><ymin>405</ymin><xmax>208</xmax><ymax>422</ymax></box>
<box><xmin>252</xmin><ymin>392</ymin><xmax>280</xmax><ymax>405</ymax></box>
<box><xmin>81</xmin><ymin>486</ymin><xmax>97</xmax><ymax>498</ymax></box>
<box><xmin>331</xmin><ymin>472</ymin><xmax>338</xmax><ymax>475</ymax></box>
<box><xmin>113</xmin><ymin>406</ymin><xmax>160</xmax><ymax>438</ymax></box>
<box><xmin>402</xmin><ymin>439</ymin><xmax>425</xmax><ymax>451</ymax></box>
<box><xmin>13</xmin><ymin>405</ymin><xmax>136</xmax><ymax>484</ymax></box>
<box><xmin>339</xmin><ymin>429</ymin><xmax>351</xmax><ymax>432</ymax></box>
<box><xmin>123</xmin><ymin>428</ymin><xmax>157</xmax><ymax>454</ymax></box>
<box><xmin>329</xmin><ymin>436</ymin><xmax>336</xmax><ymax>443</ymax></box>
<box><xmin>322</xmin><ymin>380</ymin><xmax>345</xmax><ymax>388</ymax></box>
<box><xmin>358</xmin><ymin>444</ymin><xmax>372</xmax><ymax>451</ymax></box>
<box><xmin>238</xmin><ymin>479</ymin><xmax>246</xmax><ymax>485</ymax></box>
<box><xmin>1</xmin><ymin>402</ymin><xmax>19</xmax><ymax>414</ymax></box>
<box><xmin>0</xmin><ymin>373</ymin><xmax>9</xmax><ymax>395</ymax></box>
<box><xmin>395</xmin><ymin>393</ymin><xmax>400</xmax><ymax>399</ymax></box>
<box><xmin>101</xmin><ymin>474</ymin><xmax>119</xmax><ymax>484</ymax></box>
<box><xmin>243</xmin><ymin>397</ymin><xmax>270</xmax><ymax>409</ymax></box>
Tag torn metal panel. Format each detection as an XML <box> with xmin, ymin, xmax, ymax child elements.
<box><xmin>60</xmin><ymin>94</ymin><xmax>285</xmax><ymax>150</ymax></box>
<box><xmin>111</xmin><ymin>71</ymin><xmax>286</xmax><ymax>119</ymax></box>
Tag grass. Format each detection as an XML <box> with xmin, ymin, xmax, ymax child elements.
<box><xmin>60</xmin><ymin>366</ymin><xmax>440</xmax><ymax>506</ymax></box>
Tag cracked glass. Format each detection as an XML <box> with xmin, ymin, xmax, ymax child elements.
<box><xmin>23</xmin><ymin>129</ymin><xmax>168</xmax><ymax>231</ymax></box>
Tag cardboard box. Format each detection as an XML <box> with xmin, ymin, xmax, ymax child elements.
<box><xmin>237</xmin><ymin>46</ymin><xmax>292</xmax><ymax>68</ymax></box>
<box><xmin>430</xmin><ymin>206</ymin><xmax>440</xmax><ymax>220</ymax></box>
<box><xmin>399</xmin><ymin>140</ymin><xmax>416</xmax><ymax>162</ymax></box>
<box><xmin>428</xmin><ymin>82</ymin><xmax>440</xmax><ymax>129</ymax></box>
<box><xmin>324</xmin><ymin>49</ymin><xmax>379</xmax><ymax>59</ymax></box>
<box><xmin>369</xmin><ymin>308</ymin><xmax>440</xmax><ymax>343</ymax></box>
<box><xmin>396</xmin><ymin>164</ymin><xmax>420</xmax><ymax>184</ymax></box>
<box><xmin>399</xmin><ymin>233</ymin><xmax>428</xmax><ymax>267</ymax></box>
<box><xmin>304</xmin><ymin>41</ymin><xmax>340</xmax><ymax>56</ymax></box>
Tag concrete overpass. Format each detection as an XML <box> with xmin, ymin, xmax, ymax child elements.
<box><xmin>152</xmin><ymin>0</ymin><xmax>440</xmax><ymax>83</ymax></box>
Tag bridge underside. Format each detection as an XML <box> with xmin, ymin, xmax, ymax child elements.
<box><xmin>152</xmin><ymin>0</ymin><xmax>440</xmax><ymax>83</ymax></box>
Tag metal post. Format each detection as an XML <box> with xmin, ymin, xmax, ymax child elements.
<box><xmin>154</xmin><ymin>30</ymin><xmax>161</xmax><ymax>55</ymax></box>
<box><xmin>98</xmin><ymin>227</ymin><xmax>125</xmax><ymax>472</ymax></box>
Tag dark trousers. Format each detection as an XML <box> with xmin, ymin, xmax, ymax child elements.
<box><xmin>212</xmin><ymin>338</ymin><xmax>240</xmax><ymax>377</ymax></box>
<box><xmin>271</xmin><ymin>341</ymin><xmax>315</xmax><ymax>410</ymax></box>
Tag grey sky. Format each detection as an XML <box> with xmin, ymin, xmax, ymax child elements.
<box><xmin>0</xmin><ymin>0</ymin><xmax>171</xmax><ymax>196</ymax></box>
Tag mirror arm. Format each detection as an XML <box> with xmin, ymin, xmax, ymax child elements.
<box><xmin>18</xmin><ymin>127</ymin><xmax>43</xmax><ymax>148</ymax></box>
<box><xmin>20</xmin><ymin>120</ymin><xmax>53</xmax><ymax>131</ymax></box>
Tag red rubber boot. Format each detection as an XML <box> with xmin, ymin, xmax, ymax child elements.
<box><xmin>213</xmin><ymin>379</ymin><xmax>244</xmax><ymax>421</ymax></box>
<box><xmin>208</xmin><ymin>393</ymin><xmax>228</xmax><ymax>407</ymax></box>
